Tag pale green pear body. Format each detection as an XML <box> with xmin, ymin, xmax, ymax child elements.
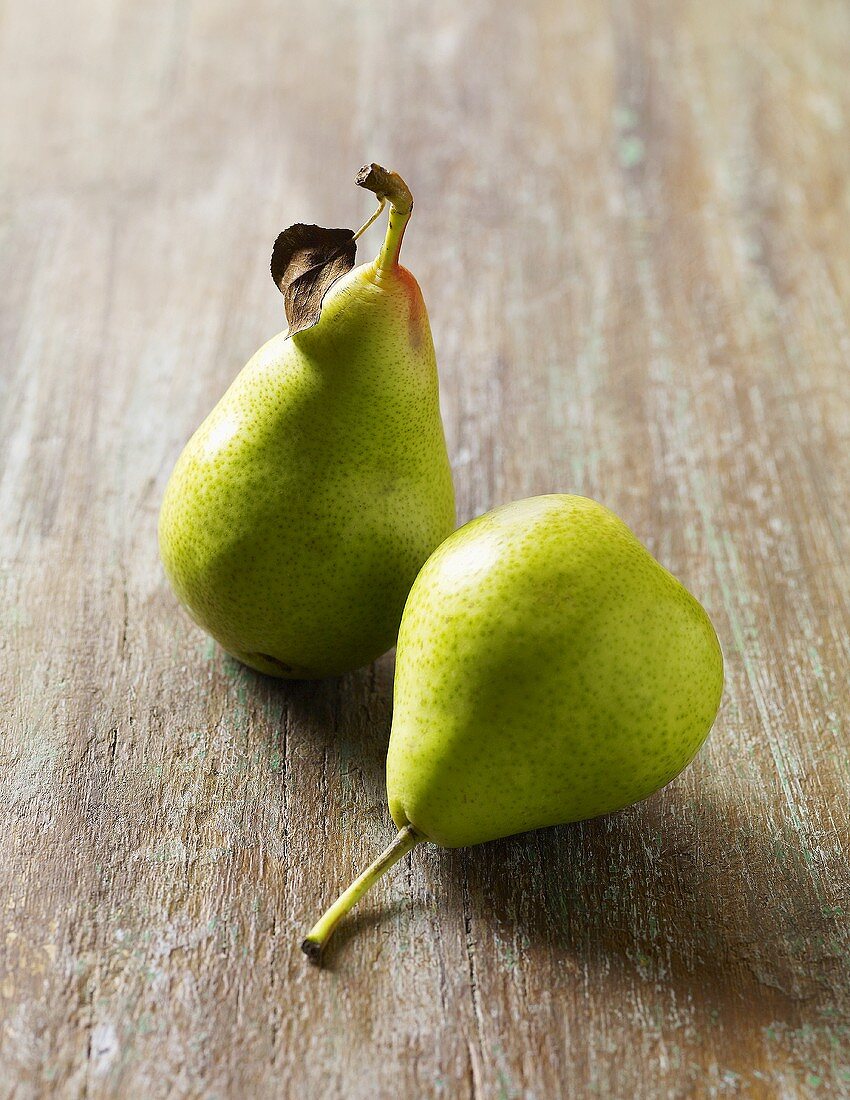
<box><xmin>158</xmin><ymin>259</ymin><xmax>455</xmax><ymax>678</ymax></box>
<box><xmin>388</xmin><ymin>495</ymin><xmax>723</xmax><ymax>847</ymax></box>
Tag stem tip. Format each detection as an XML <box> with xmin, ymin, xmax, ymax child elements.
<box><xmin>301</xmin><ymin>938</ymin><xmax>324</xmax><ymax>964</ymax></box>
<box><xmin>355</xmin><ymin>163</ymin><xmax>413</xmax><ymax>216</ymax></box>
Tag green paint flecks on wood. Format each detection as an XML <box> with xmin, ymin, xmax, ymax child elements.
<box><xmin>618</xmin><ymin>135</ymin><xmax>646</xmax><ymax>168</ymax></box>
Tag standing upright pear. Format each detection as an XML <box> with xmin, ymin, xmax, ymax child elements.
<box><xmin>159</xmin><ymin>166</ymin><xmax>455</xmax><ymax>678</ymax></box>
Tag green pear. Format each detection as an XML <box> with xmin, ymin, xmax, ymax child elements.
<box><xmin>302</xmin><ymin>495</ymin><xmax>723</xmax><ymax>959</ymax></box>
<box><xmin>159</xmin><ymin>165</ymin><xmax>455</xmax><ymax>678</ymax></box>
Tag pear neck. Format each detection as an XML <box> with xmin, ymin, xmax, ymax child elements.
<box><xmin>374</xmin><ymin>205</ymin><xmax>410</xmax><ymax>276</ymax></box>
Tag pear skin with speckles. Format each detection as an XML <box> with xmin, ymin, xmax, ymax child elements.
<box><xmin>387</xmin><ymin>495</ymin><xmax>723</xmax><ymax>847</ymax></box>
<box><xmin>159</xmin><ymin>233</ymin><xmax>455</xmax><ymax>678</ymax></box>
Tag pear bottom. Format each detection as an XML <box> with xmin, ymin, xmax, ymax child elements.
<box><xmin>225</xmin><ymin>649</ymin><xmax>333</xmax><ymax>680</ymax></box>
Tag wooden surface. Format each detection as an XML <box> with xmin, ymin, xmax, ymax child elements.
<box><xmin>2</xmin><ymin>1</ymin><xmax>849</xmax><ymax>1096</ymax></box>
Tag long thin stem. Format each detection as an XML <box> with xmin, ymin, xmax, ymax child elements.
<box><xmin>302</xmin><ymin>824</ymin><xmax>423</xmax><ymax>962</ymax></box>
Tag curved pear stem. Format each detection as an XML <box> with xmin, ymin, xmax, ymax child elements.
<box><xmin>355</xmin><ymin>163</ymin><xmax>414</xmax><ymax>274</ymax></box>
<box><xmin>301</xmin><ymin>824</ymin><xmax>423</xmax><ymax>963</ymax></box>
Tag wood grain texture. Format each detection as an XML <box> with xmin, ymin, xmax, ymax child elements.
<box><xmin>2</xmin><ymin>0</ymin><xmax>849</xmax><ymax>1096</ymax></box>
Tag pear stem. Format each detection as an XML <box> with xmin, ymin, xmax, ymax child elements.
<box><xmin>355</xmin><ymin>163</ymin><xmax>414</xmax><ymax>274</ymax></box>
<box><xmin>301</xmin><ymin>824</ymin><xmax>422</xmax><ymax>963</ymax></box>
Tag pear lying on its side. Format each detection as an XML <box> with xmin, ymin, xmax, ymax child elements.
<box><xmin>302</xmin><ymin>495</ymin><xmax>723</xmax><ymax>959</ymax></box>
<box><xmin>388</xmin><ymin>495</ymin><xmax>723</xmax><ymax>847</ymax></box>
<box><xmin>159</xmin><ymin>165</ymin><xmax>455</xmax><ymax>678</ymax></box>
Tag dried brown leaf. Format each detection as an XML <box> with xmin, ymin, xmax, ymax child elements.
<box><xmin>270</xmin><ymin>224</ymin><xmax>356</xmax><ymax>337</ymax></box>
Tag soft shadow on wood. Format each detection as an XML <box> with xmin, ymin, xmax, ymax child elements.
<box><xmin>227</xmin><ymin>648</ymin><xmax>396</xmax><ymax>789</ymax></box>
<box><xmin>440</xmin><ymin>792</ymin><xmax>841</xmax><ymax>1031</ymax></box>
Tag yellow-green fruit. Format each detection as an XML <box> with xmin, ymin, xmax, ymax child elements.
<box><xmin>387</xmin><ymin>495</ymin><xmax>723</xmax><ymax>846</ymax></box>
<box><xmin>158</xmin><ymin>173</ymin><xmax>455</xmax><ymax>678</ymax></box>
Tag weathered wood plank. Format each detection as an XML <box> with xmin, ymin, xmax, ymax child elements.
<box><xmin>1</xmin><ymin>0</ymin><xmax>848</xmax><ymax>1096</ymax></box>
